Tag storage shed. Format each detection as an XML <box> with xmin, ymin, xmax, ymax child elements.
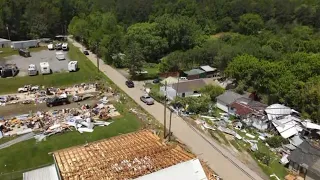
<box><xmin>199</xmin><ymin>65</ymin><xmax>217</xmax><ymax>78</ymax></box>
<box><xmin>183</xmin><ymin>69</ymin><xmax>206</xmax><ymax>80</ymax></box>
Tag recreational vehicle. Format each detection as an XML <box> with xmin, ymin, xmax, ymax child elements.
<box><xmin>39</xmin><ymin>62</ymin><xmax>51</xmax><ymax>74</ymax></box>
<box><xmin>68</xmin><ymin>61</ymin><xmax>78</xmax><ymax>72</ymax></box>
<box><xmin>28</xmin><ymin>64</ymin><xmax>38</xmax><ymax>76</ymax></box>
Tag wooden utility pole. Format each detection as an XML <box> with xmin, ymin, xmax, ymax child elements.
<box><xmin>168</xmin><ymin>110</ymin><xmax>172</xmax><ymax>141</ymax></box>
<box><xmin>163</xmin><ymin>81</ymin><xmax>167</xmax><ymax>139</ymax></box>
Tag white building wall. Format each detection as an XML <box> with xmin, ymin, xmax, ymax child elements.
<box><xmin>216</xmin><ymin>100</ymin><xmax>228</xmax><ymax>112</ymax></box>
<box><xmin>0</xmin><ymin>41</ymin><xmax>11</xmax><ymax>48</ymax></box>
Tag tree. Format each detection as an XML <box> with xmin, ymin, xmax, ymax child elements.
<box><xmin>155</xmin><ymin>14</ymin><xmax>205</xmax><ymax>51</ymax></box>
<box><xmin>238</xmin><ymin>13</ymin><xmax>264</xmax><ymax>35</ymax></box>
<box><xmin>124</xmin><ymin>42</ymin><xmax>145</xmax><ymax>77</ymax></box>
<box><xmin>266</xmin><ymin>136</ymin><xmax>289</xmax><ymax>148</ymax></box>
<box><xmin>125</xmin><ymin>23</ymin><xmax>168</xmax><ymax>63</ymax></box>
<box><xmin>299</xmin><ymin>76</ymin><xmax>320</xmax><ymax>123</ymax></box>
<box><xmin>200</xmin><ymin>85</ymin><xmax>224</xmax><ymax>101</ymax></box>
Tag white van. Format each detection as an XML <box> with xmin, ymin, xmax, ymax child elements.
<box><xmin>47</xmin><ymin>43</ymin><xmax>54</xmax><ymax>50</ymax></box>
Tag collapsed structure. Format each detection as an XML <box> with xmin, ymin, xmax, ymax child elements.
<box><xmin>23</xmin><ymin>130</ymin><xmax>216</xmax><ymax>180</ymax></box>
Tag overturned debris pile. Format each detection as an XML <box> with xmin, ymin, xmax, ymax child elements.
<box><xmin>0</xmin><ymin>96</ymin><xmax>121</xmax><ymax>138</ymax></box>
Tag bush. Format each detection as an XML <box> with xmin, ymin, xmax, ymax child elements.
<box><xmin>266</xmin><ymin>136</ymin><xmax>289</xmax><ymax>148</ymax></box>
<box><xmin>149</xmin><ymin>91</ymin><xmax>165</xmax><ymax>103</ymax></box>
<box><xmin>253</xmin><ymin>151</ymin><xmax>270</xmax><ymax>165</ymax></box>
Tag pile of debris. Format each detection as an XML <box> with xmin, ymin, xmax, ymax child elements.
<box><xmin>0</xmin><ymin>83</ymin><xmax>98</xmax><ymax>106</ymax></box>
<box><xmin>0</xmin><ymin>96</ymin><xmax>120</xmax><ymax>139</ymax></box>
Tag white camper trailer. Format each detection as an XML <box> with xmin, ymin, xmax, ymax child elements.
<box><xmin>39</xmin><ymin>62</ymin><xmax>51</xmax><ymax>74</ymax></box>
<box><xmin>11</xmin><ymin>40</ymin><xmax>38</xmax><ymax>49</ymax></box>
<box><xmin>28</xmin><ymin>64</ymin><xmax>38</xmax><ymax>76</ymax></box>
<box><xmin>47</xmin><ymin>43</ymin><xmax>54</xmax><ymax>50</ymax></box>
<box><xmin>62</xmin><ymin>43</ymin><xmax>68</xmax><ymax>51</ymax></box>
<box><xmin>68</xmin><ymin>61</ymin><xmax>78</xmax><ymax>72</ymax></box>
<box><xmin>56</xmin><ymin>51</ymin><xmax>65</xmax><ymax>60</ymax></box>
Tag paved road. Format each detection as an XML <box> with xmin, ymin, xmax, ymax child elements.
<box><xmin>70</xmin><ymin>39</ymin><xmax>264</xmax><ymax>180</ymax></box>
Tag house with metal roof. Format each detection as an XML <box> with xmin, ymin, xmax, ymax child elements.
<box><xmin>216</xmin><ymin>91</ymin><xmax>243</xmax><ymax>113</ymax></box>
<box><xmin>183</xmin><ymin>69</ymin><xmax>206</xmax><ymax>80</ymax></box>
<box><xmin>287</xmin><ymin>140</ymin><xmax>320</xmax><ymax>180</ymax></box>
<box><xmin>199</xmin><ymin>65</ymin><xmax>217</xmax><ymax>78</ymax></box>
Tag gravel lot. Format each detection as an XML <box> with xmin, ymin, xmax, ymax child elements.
<box><xmin>1</xmin><ymin>50</ymin><xmax>71</xmax><ymax>76</ymax></box>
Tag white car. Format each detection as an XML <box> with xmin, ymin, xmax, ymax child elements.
<box><xmin>62</xmin><ymin>43</ymin><xmax>68</xmax><ymax>51</ymax></box>
<box><xmin>140</xmin><ymin>95</ymin><xmax>154</xmax><ymax>105</ymax></box>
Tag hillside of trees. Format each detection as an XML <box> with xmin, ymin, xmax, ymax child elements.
<box><xmin>1</xmin><ymin>0</ymin><xmax>320</xmax><ymax>122</ymax></box>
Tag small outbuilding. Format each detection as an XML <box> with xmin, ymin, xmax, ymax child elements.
<box><xmin>0</xmin><ymin>38</ymin><xmax>11</xmax><ymax>48</ymax></box>
<box><xmin>183</xmin><ymin>69</ymin><xmax>206</xmax><ymax>80</ymax></box>
<box><xmin>199</xmin><ymin>65</ymin><xmax>217</xmax><ymax>78</ymax></box>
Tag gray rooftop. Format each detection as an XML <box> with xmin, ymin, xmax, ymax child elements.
<box><xmin>23</xmin><ymin>164</ymin><xmax>59</xmax><ymax>180</ymax></box>
<box><xmin>171</xmin><ymin>79</ymin><xmax>206</xmax><ymax>93</ymax></box>
<box><xmin>216</xmin><ymin>90</ymin><xmax>243</xmax><ymax>105</ymax></box>
<box><xmin>0</xmin><ymin>38</ymin><xmax>11</xmax><ymax>42</ymax></box>
<box><xmin>288</xmin><ymin>141</ymin><xmax>320</xmax><ymax>178</ymax></box>
<box><xmin>184</xmin><ymin>69</ymin><xmax>205</xmax><ymax>76</ymax></box>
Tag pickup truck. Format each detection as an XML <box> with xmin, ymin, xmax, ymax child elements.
<box><xmin>18</xmin><ymin>85</ymin><xmax>39</xmax><ymax>93</ymax></box>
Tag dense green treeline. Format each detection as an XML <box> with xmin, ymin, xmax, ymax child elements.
<box><xmin>1</xmin><ymin>0</ymin><xmax>320</xmax><ymax>122</ymax></box>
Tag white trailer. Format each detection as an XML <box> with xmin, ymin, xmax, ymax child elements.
<box><xmin>56</xmin><ymin>51</ymin><xmax>65</xmax><ymax>60</ymax></box>
<box><xmin>28</xmin><ymin>64</ymin><xmax>38</xmax><ymax>76</ymax></box>
<box><xmin>62</xmin><ymin>43</ymin><xmax>68</xmax><ymax>51</ymax></box>
<box><xmin>11</xmin><ymin>40</ymin><xmax>38</xmax><ymax>49</ymax></box>
<box><xmin>0</xmin><ymin>38</ymin><xmax>11</xmax><ymax>48</ymax></box>
<box><xmin>68</xmin><ymin>61</ymin><xmax>78</xmax><ymax>72</ymax></box>
<box><xmin>39</xmin><ymin>62</ymin><xmax>51</xmax><ymax>74</ymax></box>
<box><xmin>47</xmin><ymin>43</ymin><xmax>54</xmax><ymax>50</ymax></box>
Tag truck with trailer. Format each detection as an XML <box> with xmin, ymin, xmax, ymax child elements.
<box><xmin>11</xmin><ymin>40</ymin><xmax>39</xmax><ymax>49</ymax></box>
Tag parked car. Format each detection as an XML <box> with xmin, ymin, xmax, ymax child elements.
<box><xmin>83</xmin><ymin>50</ymin><xmax>89</xmax><ymax>55</ymax></box>
<box><xmin>140</xmin><ymin>95</ymin><xmax>154</xmax><ymax>105</ymax></box>
<box><xmin>46</xmin><ymin>97</ymin><xmax>69</xmax><ymax>107</ymax></box>
<box><xmin>55</xmin><ymin>43</ymin><xmax>62</xmax><ymax>50</ymax></box>
<box><xmin>153</xmin><ymin>78</ymin><xmax>160</xmax><ymax>83</ymax></box>
<box><xmin>125</xmin><ymin>80</ymin><xmax>134</xmax><ymax>88</ymax></box>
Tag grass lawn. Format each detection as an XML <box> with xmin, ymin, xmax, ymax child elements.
<box><xmin>0</xmin><ymin>47</ymin><xmax>47</xmax><ymax>59</ymax></box>
<box><xmin>0</xmin><ymin>44</ymin><xmax>103</xmax><ymax>94</ymax></box>
<box><xmin>0</xmin><ymin>102</ymin><xmax>142</xmax><ymax>180</ymax></box>
<box><xmin>0</xmin><ymin>136</ymin><xmax>17</xmax><ymax>145</ymax></box>
<box><xmin>230</xmin><ymin>140</ymin><xmax>242</xmax><ymax>152</ymax></box>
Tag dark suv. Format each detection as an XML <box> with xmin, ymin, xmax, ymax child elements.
<box><xmin>46</xmin><ymin>97</ymin><xmax>69</xmax><ymax>107</ymax></box>
<box><xmin>125</xmin><ymin>80</ymin><xmax>134</xmax><ymax>88</ymax></box>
